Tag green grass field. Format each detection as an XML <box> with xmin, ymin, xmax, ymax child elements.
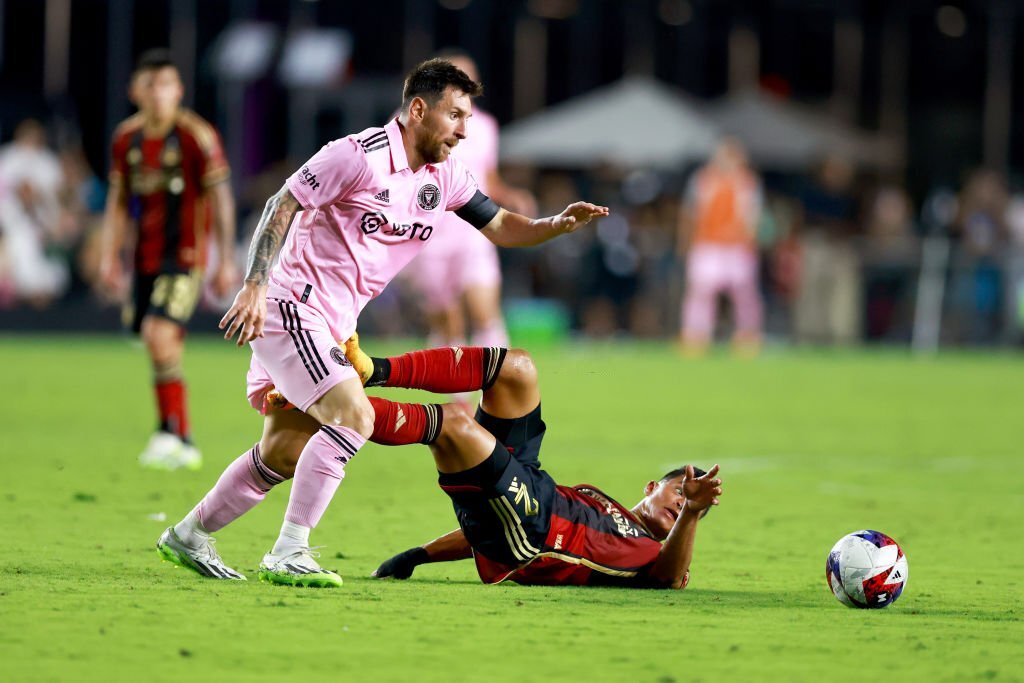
<box><xmin>2</xmin><ymin>335</ymin><xmax>1022</xmax><ymax>682</ymax></box>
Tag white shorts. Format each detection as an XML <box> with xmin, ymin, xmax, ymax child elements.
<box><xmin>246</xmin><ymin>296</ymin><xmax>358</xmax><ymax>414</ymax></box>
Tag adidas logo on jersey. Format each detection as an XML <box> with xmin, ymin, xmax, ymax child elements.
<box><xmin>374</xmin><ymin>189</ymin><xmax>390</xmax><ymax>203</ymax></box>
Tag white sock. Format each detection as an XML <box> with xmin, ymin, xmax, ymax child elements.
<box><xmin>173</xmin><ymin>509</ymin><xmax>209</xmax><ymax>549</ymax></box>
<box><xmin>271</xmin><ymin>520</ymin><xmax>311</xmax><ymax>556</ymax></box>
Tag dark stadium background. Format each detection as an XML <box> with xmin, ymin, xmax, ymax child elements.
<box><xmin>1</xmin><ymin>0</ymin><xmax>1022</xmax><ymax>346</ymax></box>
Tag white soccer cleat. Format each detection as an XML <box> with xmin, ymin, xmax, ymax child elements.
<box><xmin>138</xmin><ymin>431</ymin><xmax>185</xmax><ymax>470</ymax></box>
<box><xmin>156</xmin><ymin>527</ymin><xmax>246</xmax><ymax>580</ymax></box>
<box><xmin>176</xmin><ymin>443</ymin><xmax>203</xmax><ymax>471</ymax></box>
<box><xmin>258</xmin><ymin>548</ymin><xmax>344</xmax><ymax>588</ymax></box>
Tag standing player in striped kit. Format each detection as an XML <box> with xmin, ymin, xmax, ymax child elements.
<box><xmin>155</xmin><ymin>59</ymin><xmax>608</xmax><ymax>586</ymax></box>
<box><xmin>403</xmin><ymin>51</ymin><xmax>536</xmax><ymax>349</ymax></box>
<box><xmin>100</xmin><ymin>49</ymin><xmax>237</xmax><ymax>471</ymax></box>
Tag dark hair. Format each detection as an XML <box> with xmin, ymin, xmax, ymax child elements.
<box><xmin>401</xmin><ymin>58</ymin><xmax>482</xmax><ymax>111</ymax></box>
<box><xmin>660</xmin><ymin>465</ymin><xmax>707</xmax><ymax>482</ymax></box>
<box><xmin>134</xmin><ymin>48</ymin><xmax>177</xmax><ymax>74</ymax></box>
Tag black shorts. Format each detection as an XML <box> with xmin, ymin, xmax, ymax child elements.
<box><xmin>124</xmin><ymin>270</ymin><xmax>202</xmax><ymax>333</ymax></box>
<box><xmin>438</xmin><ymin>403</ymin><xmax>556</xmax><ymax>567</ymax></box>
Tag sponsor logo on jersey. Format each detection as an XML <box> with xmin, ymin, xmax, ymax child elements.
<box><xmin>417</xmin><ymin>183</ymin><xmax>440</xmax><ymax>210</ymax></box>
<box><xmin>299</xmin><ymin>166</ymin><xmax>320</xmax><ymax>191</ymax></box>
<box><xmin>360</xmin><ymin>211</ymin><xmax>387</xmax><ymax>234</ymax></box>
<box><xmin>374</xmin><ymin>189</ymin><xmax>390</xmax><ymax>203</ymax></box>
<box><xmin>580</xmin><ymin>488</ymin><xmax>642</xmax><ymax>537</ymax></box>
<box><xmin>359</xmin><ymin>211</ymin><xmax>434</xmax><ymax>241</ymax></box>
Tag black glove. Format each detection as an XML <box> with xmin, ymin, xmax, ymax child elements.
<box><xmin>372</xmin><ymin>547</ymin><xmax>429</xmax><ymax>579</ymax></box>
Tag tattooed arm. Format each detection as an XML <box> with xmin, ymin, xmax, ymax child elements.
<box><xmin>219</xmin><ymin>186</ymin><xmax>301</xmax><ymax>346</ymax></box>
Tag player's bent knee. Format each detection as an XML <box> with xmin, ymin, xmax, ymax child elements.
<box><xmin>497</xmin><ymin>348</ymin><xmax>537</xmax><ymax>390</ymax></box>
<box><xmin>437</xmin><ymin>407</ymin><xmax>478</xmax><ymax>446</ymax></box>
<box><xmin>320</xmin><ymin>401</ymin><xmax>375</xmax><ymax>438</ymax></box>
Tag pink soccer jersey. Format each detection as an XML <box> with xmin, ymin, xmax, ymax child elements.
<box><xmin>404</xmin><ymin>108</ymin><xmax>503</xmax><ymax>302</ymax></box>
<box><xmin>273</xmin><ymin>118</ymin><xmax>482</xmax><ymax>341</ymax></box>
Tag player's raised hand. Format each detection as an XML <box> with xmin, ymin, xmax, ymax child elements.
<box><xmin>551</xmin><ymin>202</ymin><xmax>610</xmax><ymax>234</ymax></box>
<box><xmin>219</xmin><ymin>281</ymin><xmax>267</xmax><ymax>346</ymax></box>
<box><xmin>682</xmin><ymin>464</ymin><xmax>722</xmax><ymax>513</ymax></box>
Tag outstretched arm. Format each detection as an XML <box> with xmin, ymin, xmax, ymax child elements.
<box><xmin>219</xmin><ymin>185</ymin><xmax>300</xmax><ymax>346</ymax></box>
<box><xmin>372</xmin><ymin>528</ymin><xmax>473</xmax><ymax>579</ymax></box>
<box><xmin>480</xmin><ymin>202</ymin><xmax>608</xmax><ymax>248</ymax></box>
<box><xmin>646</xmin><ymin>464</ymin><xmax>722</xmax><ymax>589</ymax></box>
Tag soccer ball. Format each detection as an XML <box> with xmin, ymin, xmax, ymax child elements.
<box><xmin>825</xmin><ymin>530</ymin><xmax>908</xmax><ymax>609</ymax></box>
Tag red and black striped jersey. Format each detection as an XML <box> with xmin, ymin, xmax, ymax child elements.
<box><xmin>474</xmin><ymin>484</ymin><xmax>663</xmax><ymax>586</ymax></box>
<box><xmin>110</xmin><ymin>109</ymin><xmax>229</xmax><ymax>275</ymax></box>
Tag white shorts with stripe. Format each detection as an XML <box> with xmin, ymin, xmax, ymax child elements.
<box><xmin>246</xmin><ymin>297</ymin><xmax>358</xmax><ymax>413</ymax></box>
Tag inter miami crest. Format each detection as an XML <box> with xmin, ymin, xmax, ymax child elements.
<box><xmin>417</xmin><ymin>184</ymin><xmax>440</xmax><ymax>211</ymax></box>
<box><xmin>330</xmin><ymin>347</ymin><xmax>352</xmax><ymax>366</ymax></box>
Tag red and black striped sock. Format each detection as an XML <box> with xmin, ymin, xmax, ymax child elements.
<box><xmin>367</xmin><ymin>347</ymin><xmax>507</xmax><ymax>393</ymax></box>
<box><xmin>367</xmin><ymin>396</ymin><xmax>444</xmax><ymax>445</ymax></box>
<box><xmin>155</xmin><ymin>379</ymin><xmax>190</xmax><ymax>442</ymax></box>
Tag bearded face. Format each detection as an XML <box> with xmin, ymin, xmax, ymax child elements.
<box><xmin>414</xmin><ymin>87</ymin><xmax>472</xmax><ymax>164</ymax></box>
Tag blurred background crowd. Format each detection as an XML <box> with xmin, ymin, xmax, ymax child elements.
<box><xmin>2</xmin><ymin>0</ymin><xmax>1023</xmax><ymax>349</ymax></box>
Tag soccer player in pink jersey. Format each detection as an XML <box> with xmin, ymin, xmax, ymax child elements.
<box><xmin>155</xmin><ymin>59</ymin><xmax>608</xmax><ymax>586</ymax></box>
<box><xmin>403</xmin><ymin>51</ymin><xmax>536</xmax><ymax>349</ymax></box>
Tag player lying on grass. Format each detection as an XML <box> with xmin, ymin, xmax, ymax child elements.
<box><xmin>346</xmin><ymin>341</ymin><xmax>722</xmax><ymax>588</ymax></box>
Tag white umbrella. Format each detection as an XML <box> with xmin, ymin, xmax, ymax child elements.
<box><xmin>500</xmin><ymin>76</ymin><xmax>719</xmax><ymax>169</ymax></box>
<box><xmin>708</xmin><ymin>90</ymin><xmax>902</xmax><ymax>170</ymax></box>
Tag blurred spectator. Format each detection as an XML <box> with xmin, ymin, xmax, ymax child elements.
<box><xmin>0</xmin><ymin>119</ymin><xmax>70</xmax><ymax>307</ymax></box>
<box><xmin>629</xmin><ymin>196</ymin><xmax>678</xmax><ymax>338</ymax></box>
<box><xmin>793</xmin><ymin>154</ymin><xmax>861</xmax><ymax>345</ymax></box>
<box><xmin>1005</xmin><ymin>189</ymin><xmax>1024</xmax><ymax>341</ymax></box>
<box><xmin>580</xmin><ymin>210</ymin><xmax>639</xmax><ymax>337</ymax></box>
<box><xmin>948</xmin><ymin>168</ymin><xmax>1009</xmax><ymax>344</ymax></box>
<box><xmin>677</xmin><ymin>138</ymin><xmax>763</xmax><ymax>355</ymax></box>
<box><xmin>862</xmin><ymin>185</ymin><xmax>918</xmax><ymax>341</ymax></box>
<box><xmin>762</xmin><ymin>193</ymin><xmax>800</xmax><ymax>335</ymax></box>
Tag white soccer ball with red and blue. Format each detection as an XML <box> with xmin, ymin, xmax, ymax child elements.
<box><xmin>825</xmin><ymin>530</ymin><xmax>908</xmax><ymax>609</ymax></box>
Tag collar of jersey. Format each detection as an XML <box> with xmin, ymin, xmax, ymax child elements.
<box><xmin>385</xmin><ymin>118</ymin><xmax>411</xmax><ymax>173</ymax></box>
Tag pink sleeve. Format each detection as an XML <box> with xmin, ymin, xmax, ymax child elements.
<box><xmin>286</xmin><ymin>136</ymin><xmax>371</xmax><ymax>210</ymax></box>
<box><xmin>444</xmin><ymin>156</ymin><xmax>481</xmax><ymax>212</ymax></box>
